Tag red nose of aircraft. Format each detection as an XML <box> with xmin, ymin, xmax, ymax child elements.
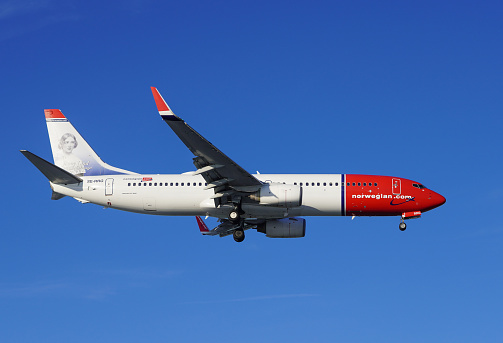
<box><xmin>430</xmin><ymin>191</ymin><xmax>446</xmax><ymax>210</ymax></box>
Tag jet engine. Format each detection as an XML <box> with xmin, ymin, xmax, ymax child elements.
<box><xmin>248</xmin><ymin>183</ymin><xmax>302</xmax><ymax>207</ymax></box>
<box><xmin>256</xmin><ymin>218</ymin><xmax>306</xmax><ymax>238</ymax></box>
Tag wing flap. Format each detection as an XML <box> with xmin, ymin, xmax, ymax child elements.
<box><xmin>193</xmin><ymin>164</ymin><xmax>224</xmax><ymax>175</ymax></box>
<box><xmin>195</xmin><ymin>216</ymin><xmax>235</xmax><ymax>236</ymax></box>
<box><xmin>196</xmin><ymin>217</ymin><xmax>261</xmax><ymax>238</ymax></box>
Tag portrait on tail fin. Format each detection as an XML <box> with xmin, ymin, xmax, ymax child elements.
<box><xmin>55</xmin><ymin>133</ymin><xmax>85</xmax><ymax>175</ymax></box>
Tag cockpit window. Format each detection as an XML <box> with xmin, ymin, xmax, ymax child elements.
<box><xmin>412</xmin><ymin>183</ymin><xmax>426</xmax><ymax>189</ymax></box>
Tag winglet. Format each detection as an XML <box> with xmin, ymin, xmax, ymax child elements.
<box><xmin>195</xmin><ymin>216</ymin><xmax>210</xmax><ymax>234</ymax></box>
<box><xmin>151</xmin><ymin>87</ymin><xmax>181</xmax><ymax>121</ymax></box>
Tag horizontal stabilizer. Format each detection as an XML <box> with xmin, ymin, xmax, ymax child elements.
<box><xmin>20</xmin><ymin>150</ymin><xmax>82</xmax><ymax>184</ymax></box>
<box><xmin>51</xmin><ymin>191</ymin><xmax>66</xmax><ymax>200</ymax></box>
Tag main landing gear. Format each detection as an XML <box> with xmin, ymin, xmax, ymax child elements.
<box><xmin>229</xmin><ymin>197</ymin><xmax>244</xmax><ymax>223</ymax></box>
<box><xmin>399</xmin><ymin>220</ymin><xmax>407</xmax><ymax>231</ymax></box>
<box><xmin>233</xmin><ymin>228</ymin><xmax>245</xmax><ymax>242</ymax></box>
<box><xmin>229</xmin><ymin>198</ymin><xmax>246</xmax><ymax>242</ymax></box>
<box><xmin>229</xmin><ymin>209</ymin><xmax>240</xmax><ymax>222</ymax></box>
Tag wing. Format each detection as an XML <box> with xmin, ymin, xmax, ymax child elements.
<box><xmin>151</xmin><ymin>87</ymin><xmax>263</xmax><ymax>206</ymax></box>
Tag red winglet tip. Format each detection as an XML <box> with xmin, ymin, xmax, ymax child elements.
<box><xmin>196</xmin><ymin>216</ymin><xmax>209</xmax><ymax>232</ymax></box>
<box><xmin>151</xmin><ymin>87</ymin><xmax>170</xmax><ymax>112</ymax></box>
<box><xmin>44</xmin><ymin>109</ymin><xmax>66</xmax><ymax>119</ymax></box>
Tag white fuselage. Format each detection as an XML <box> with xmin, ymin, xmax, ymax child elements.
<box><xmin>52</xmin><ymin>174</ymin><xmax>344</xmax><ymax>219</ymax></box>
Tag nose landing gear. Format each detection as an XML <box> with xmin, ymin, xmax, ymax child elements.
<box><xmin>399</xmin><ymin>211</ymin><xmax>421</xmax><ymax>231</ymax></box>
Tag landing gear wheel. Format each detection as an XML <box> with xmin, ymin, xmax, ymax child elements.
<box><xmin>229</xmin><ymin>210</ymin><xmax>240</xmax><ymax>222</ymax></box>
<box><xmin>233</xmin><ymin>229</ymin><xmax>245</xmax><ymax>242</ymax></box>
<box><xmin>399</xmin><ymin>222</ymin><xmax>407</xmax><ymax>231</ymax></box>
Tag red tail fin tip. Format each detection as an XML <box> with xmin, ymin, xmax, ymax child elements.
<box><xmin>44</xmin><ymin>109</ymin><xmax>66</xmax><ymax>119</ymax></box>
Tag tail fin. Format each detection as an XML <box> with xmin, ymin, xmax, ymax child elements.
<box><xmin>45</xmin><ymin>109</ymin><xmax>136</xmax><ymax>176</ymax></box>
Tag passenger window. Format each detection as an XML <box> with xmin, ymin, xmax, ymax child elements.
<box><xmin>170</xmin><ymin>183</ymin><xmax>173</xmax><ymax>186</ymax></box>
<box><xmin>352</xmin><ymin>183</ymin><xmax>356</xmax><ymax>186</ymax></box>
<box><xmin>199</xmin><ymin>183</ymin><xmax>202</xmax><ymax>186</ymax></box>
<box><xmin>335</xmin><ymin>182</ymin><xmax>338</xmax><ymax>186</ymax></box>
<box><xmin>154</xmin><ymin>183</ymin><xmax>157</xmax><ymax>186</ymax></box>
<box><xmin>165</xmin><ymin>183</ymin><xmax>168</xmax><ymax>186</ymax></box>
<box><xmin>128</xmin><ymin>183</ymin><xmax>131</xmax><ymax>186</ymax></box>
<box><xmin>317</xmin><ymin>183</ymin><xmax>320</xmax><ymax>186</ymax></box>
<box><xmin>176</xmin><ymin>183</ymin><xmax>179</xmax><ymax>186</ymax></box>
<box><xmin>205</xmin><ymin>183</ymin><xmax>208</xmax><ymax>186</ymax></box>
<box><xmin>312</xmin><ymin>183</ymin><xmax>315</xmax><ymax>186</ymax></box>
<box><xmin>347</xmin><ymin>182</ymin><xmax>350</xmax><ymax>186</ymax></box>
<box><xmin>374</xmin><ymin>183</ymin><xmax>378</xmax><ymax>186</ymax></box>
<box><xmin>300</xmin><ymin>182</ymin><xmax>303</xmax><ymax>186</ymax></box>
<box><xmin>294</xmin><ymin>182</ymin><xmax>297</xmax><ymax>185</ymax></box>
<box><xmin>187</xmin><ymin>183</ymin><xmax>190</xmax><ymax>186</ymax></box>
<box><xmin>363</xmin><ymin>183</ymin><xmax>366</xmax><ymax>186</ymax></box>
<box><xmin>181</xmin><ymin>183</ymin><xmax>184</xmax><ymax>186</ymax></box>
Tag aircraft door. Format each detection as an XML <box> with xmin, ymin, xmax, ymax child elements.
<box><xmin>105</xmin><ymin>178</ymin><xmax>114</xmax><ymax>196</ymax></box>
<box><xmin>392</xmin><ymin>178</ymin><xmax>401</xmax><ymax>195</ymax></box>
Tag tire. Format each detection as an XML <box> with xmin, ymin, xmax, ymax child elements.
<box><xmin>233</xmin><ymin>229</ymin><xmax>245</xmax><ymax>242</ymax></box>
<box><xmin>399</xmin><ymin>222</ymin><xmax>407</xmax><ymax>231</ymax></box>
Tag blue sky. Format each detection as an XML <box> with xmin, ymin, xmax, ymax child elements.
<box><xmin>1</xmin><ymin>1</ymin><xmax>502</xmax><ymax>342</ymax></box>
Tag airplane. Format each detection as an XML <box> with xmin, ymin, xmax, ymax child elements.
<box><xmin>21</xmin><ymin>87</ymin><xmax>446</xmax><ymax>242</ymax></box>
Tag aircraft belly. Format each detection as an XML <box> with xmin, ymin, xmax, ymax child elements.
<box><xmin>117</xmin><ymin>188</ymin><xmax>210</xmax><ymax>215</ymax></box>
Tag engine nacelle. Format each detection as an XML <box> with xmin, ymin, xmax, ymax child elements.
<box><xmin>249</xmin><ymin>183</ymin><xmax>302</xmax><ymax>207</ymax></box>
<box><xmin>257</xmin><ymin>218</ymin><xmax>306</xmax><ymax>238</ymax></box>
